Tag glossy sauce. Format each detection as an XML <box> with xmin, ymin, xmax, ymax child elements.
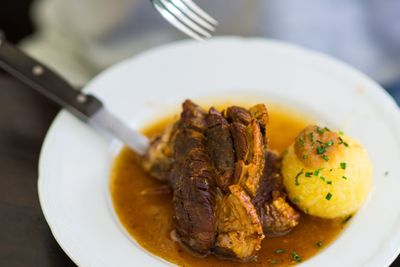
<box><xmin>110</xmin><ymin>105</ymin><xmax>346</xmax><ymax>266</ymax></box>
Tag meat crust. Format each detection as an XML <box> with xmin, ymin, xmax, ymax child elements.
<box><xmin>205</xmin><ymin>108</ymin><xmax>235</xmax><ymax>191</ymax></box>
<box><xmin>214</xmin><ymin>185</ymin><xmax>264</xmax><ymax>260</ymax></box>
<box><xmin>170</xmin><ymin>100</ymin><xmax>216</xmax><ymax>254</ymax></box>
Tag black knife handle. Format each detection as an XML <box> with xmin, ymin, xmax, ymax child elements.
<box><xmin>0</xmin><ymin>31</ymin><xmax>103</xmax><ymax>121</ymax></box>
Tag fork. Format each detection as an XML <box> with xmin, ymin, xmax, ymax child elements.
<box><xmin>150</xmin><ymin>0</ymin><xmax>218</xmax><ymax>41</ymax></box>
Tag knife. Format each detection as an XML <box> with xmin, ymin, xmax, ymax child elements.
<box><xmin>0</xmin><ymin>31</ymin><xmax>149</xmax><ymax>155</ymax></box>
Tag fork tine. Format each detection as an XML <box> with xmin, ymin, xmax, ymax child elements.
<box><xmin>168</xmin><ymin>0</ymin><xmax>216</xmax><ymax>31</ymax></box>
<box><xmin>180</xmin><ymin>0</ymin><xmax>218</xmax><ymax>25</ymax></box>
<box><xmin>159</xmin><ymin>0</ymin><xmax>211</xmax><ymax>38</ymax></box>
<box><xmin>152</xmin><ymin>0</ymin><xmax>205</xmax><ymax>41</ymax></box>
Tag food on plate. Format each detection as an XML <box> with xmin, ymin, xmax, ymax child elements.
<box><xmin>112</xmin><ymin>100</ymin><xmax>372</xmax><ymax>266</ymax></box>
<box><xmin>282</xmin><ymin>125</ymin><xmax>372</xmax><ymax>218</ymax></box>
<box><xmin>143</xmin><ymin>100</ymin><xmax>300</xmax><ymax>260</ymax></box>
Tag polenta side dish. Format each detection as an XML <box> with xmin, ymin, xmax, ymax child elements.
<box><xmin>111</xmin><ymin>100</ymin><xmax>372</xmax><ymax>266</ymax></box>
<box><xmin>282</xmin><ymin>125</ymin><xmax>371</xmax><ymax>219</ymax></box>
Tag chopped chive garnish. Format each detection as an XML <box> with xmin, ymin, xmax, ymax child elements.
<box><xmin>326</xmin><ymin>180</ymin><xmax>332</xmax><ymax>185</ymax></box>
<box><xmin>320</xmin><ymin>176</ymin><xmax>326</xmax><ymax>182</ymax></box>
<box><xmin>317</xmin><ymin>127</ymin><xmax>325</xmax><ymax>134</ymax></box>
<box><xmin>316</xmin><ymin>140</ymin><xmax>323</xmax><ymax>144</ymax></box>
<box><xmin>316</xmin><ymin>241</ymin><xmax>324</xmax><ymax>248</ymax></box>
<box><xmin>316</xmin><ymin>146</ymin><xmax>326</xmax><ymax>155</ymax></box>
<box><xmin>302</xmin><ymin>155</ymin><xmax>308</xmax><ymax>160</ymax></box>
<box><xmin>343</xmin><ymin>214</ymin><xmax>353</xmax><ymax>224</ymax></box>
<box><xmin>325</xmin><ymin>192</ymin><xmax>332</xmax><ymax>200</ymax></box>
<box><xmin>339</xmin><ymin>130</ymin><xmax>344</xmax><ymax>135</ymax></box>
<box><xmin>295</xmin><ymin>169</ymin><xmax>304</xmax><ymax>186</ymax></box>
<box><xmin>291</xmin><ymin>251</ymin><xmax>302</xmax><ymax>262</ymax></box>
<box><xmin>314</xmin><ymin>168</ymin><xmax>323</xmax><ymax>176</ymax></box>
<box><xmin>324</xmin><ymin>140</ymin><xmax>334</xmax><ymax>147</ymax></box>
<box><xmin>292</xmin><ymin>197</ymin><xmax>299</xmax><ymax>204</ymax></box>
<box><xmin>340</xmin><ymin>162</ymin><xmax>347</xmax><ymax>170</ymax></box>
<box><xmin>324</xmin><ymin>127</ymin><xmax>331</xmax><ymax>132</ymax></box>
<box><xmin>305</xmin><ymin>172</ymin><xmax>313</xmax><ymax>177</ymax></box>
<box><xmin>338</xmin><ymin>137</ymin><xmax>349</xmax><ymax>147</ymax></box>
<box><xmin>342</xmin><ymin>176</ymin><xmax>348</xmax><ymax>180</ymax></box>
<box><xmin>275</xmin><ymin>249</ymin><xmax>285</xmax><ymax>254</ymax></box>
<box><xmin>309</xmin><ymin>132</ymin><xmax>314</xmax><ymax>143</ymax></box>
<box><xmin>322</xmin><ymin>154</ymin><xmax>329</xmax><ymax>161</ymax></box>
<box><xmin>329</xmin><ymin>168</ymin><xmax>333</xmax><ymax>172</ymax></box>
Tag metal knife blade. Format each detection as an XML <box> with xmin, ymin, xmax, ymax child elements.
<box><xmin>89</xmin><ymin>108</ymin><xmax>149</xmax><ymax>154</ymax></box>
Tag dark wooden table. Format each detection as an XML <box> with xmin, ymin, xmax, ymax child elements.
<box><xmin>1</xmin><ymin>73</ymin><xmax>400</xmax><ymax>267</ymax></box>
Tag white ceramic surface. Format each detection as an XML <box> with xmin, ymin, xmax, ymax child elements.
<box><xmin>39</xmin><ymin>37</ymin><xmax>400</xmax><ymax>267</ymax></box>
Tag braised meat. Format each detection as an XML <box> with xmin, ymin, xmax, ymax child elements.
<box><xmin>142</xmin><ymin>123</ymin><xmax>176</xmax><ymax>181</ymax></box>
<box><xmin>205</xmin><ymin>108</ymin><xmax>235</xmax><ymax>191</ymax></box>
<box><xmin>142</xmin><ymin>100</ymin><xmax>300</xmax><ymax>261</ymax></box>
<box><xmin>169</xmin><ymin>100</ymin><xmax>216</xmax><ymax>254</ymax></box>
<box><xmin>214</xmin><ymin>185</ymin><xmax>264</xmax><ymax>260</ymax></box>
<box><xmin>252</xmin><ymin>150</ymin><xmax>284</xmax><ymax>206</ymax></box>
<box><xmin>249</xmin><ymin>104</ymin><xmax>270</xmax><ymax>146</ymax></box>
<box><xmin>253</xmin><ymin>151</ymin><xmax>300</xmax><ymax>236</ymax></box>
<box><xmin>227</xmin><ymin>106</ymin><xmax>266</xmax><ymax>197</ymax></box>
<box><xmin>226</xmin><ymin>106</ymin><xmax>252</xmax><ymax>125</ymax></box>
<box><xmin>261</xmin><ymin>190</ymin><xmax>300</xmax><ymax>236</ymax></box>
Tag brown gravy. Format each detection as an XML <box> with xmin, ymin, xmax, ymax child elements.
<box><xmin>110</xmin><ymin>105</ymin><xmax>346</xmax><ymax>266</ymax></box>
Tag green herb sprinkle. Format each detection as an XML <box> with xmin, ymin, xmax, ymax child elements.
<box><xmin>340</xmin><ymin>162</ymin><xmax>347</xmax><ymax>170</ymax></box>
<box><xmin>325</xmin><ymin>192</ymin><xmax>332</xmax><ymax>200</ymax></box>
<box><xmin>322</xmin><ymin>154</ymin><xmax>329</xmax><ymax>161</ymax></box>
<box><xmin>305</xmin><ymin>172</ymin><xmax>313</xmax><ymax>177</ymax></box>
<box><xmin>291</xmin><ymin>251</ymin><xmax>302</xmax><ymax>262</ymax></box>
<box><xmin>316</xmin><ymin>146</ymin><xmax>326</xmax><ymax>155</ymax></box>
<box><xmin>295</xmin><ymin>169</ymin><xmax>304</xmax><ymax>186</ymax></box>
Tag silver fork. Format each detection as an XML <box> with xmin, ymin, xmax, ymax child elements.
<box><xmin>151</xmin><ymin>0</ymin><xmax>218</xmax><ymax>41</ymax></box>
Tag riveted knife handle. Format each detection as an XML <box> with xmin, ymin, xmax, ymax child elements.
<box><xmin>0</xmin><ymin>31</ymin><xmax>103</xmax><ymax>121</ymax></box>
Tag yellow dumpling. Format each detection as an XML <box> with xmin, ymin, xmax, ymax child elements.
<box><xmin>282</xmin><ymin>125</ymin><xmax>372</xmax><ymax>219</ymax></box>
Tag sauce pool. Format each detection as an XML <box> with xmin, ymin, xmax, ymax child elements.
<box><xmin>110</xmin><ymin>105</ymin><xmax>346</xmax><ymax>266</ymax></box>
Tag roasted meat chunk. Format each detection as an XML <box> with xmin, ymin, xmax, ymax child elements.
<box><xmin>142</xmin><ymin>100</ymin><xmax>301</xmax><ymax>260</ymax></box>
<box><xmin>229</xmin><ymin>122</ymin><xmax>248</xmax><ymax>161</ymax></box>
<box><xmin>253</xmin><ymin>151</ymin><xmax>300</xmax><ymax>236</ymax></box>
<box><xmin>249</xmin><ymin>104</ymin><xmax>270</xmax><ymax>146</ymax></box>
<box><xmin>227</xmin><ymin>106</ymin><xmax>266</xmax><ymax>197</ymax></box>
<box><xmin>214</xmin><ymin>185</ymin><xmax>264</xmax><ymax>260</ymax></box>
<box><xmin>172</xmin><ymin>166</ymin><xmax>216</xmax><ymax>253</ymax></box>
<box><xmin>233</xmin><ymin>120</ymin><xmax>265</xmax><ymax>197</ymax></box>
<box><xmin>205</xmin><ymin>108</ymin><xmax>235</xmax><ymax>190</ymax></box>
<box><xmin>169</xmin><ymin>100</ymin><xmax>216</xmax><ymax>254</ymax></box>
<box><xmin>252</xmin><ymin>150</ymin><xmax>284</xmax><ymax>205</ymax></box>
<box><xmin>261</xmin><ymin>191</ymin><xmax>300</xmax><ymax>236</ymax></box>
<box><xmin>142</xmin><ymin>123</ymin><xmax>176</xmax><ymax>181</ymax></box>
<box><xmin>226</xmin><ymin>106</ymin><xmax>252</xmax><ymax>125</ymax></box>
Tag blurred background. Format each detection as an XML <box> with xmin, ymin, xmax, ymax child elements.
<box><xmin>2</xmin><ymin>0</ymin><xmax>400</xmax><ymax>101</ymax></box>
<box><xmin>0</xmin><ymin>0</ymin><xmax>34</xmax><ymax>44</ymax></box>
<box><xmin>1</xmin><ymin>1</ymin><xmax>399</xmax><ymax>266</ymax></box>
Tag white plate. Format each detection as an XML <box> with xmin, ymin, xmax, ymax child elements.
<box><xmin>39</xmin><ymin>37</ymin><xmax>400</xmax><ymax>267</ymax></box>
